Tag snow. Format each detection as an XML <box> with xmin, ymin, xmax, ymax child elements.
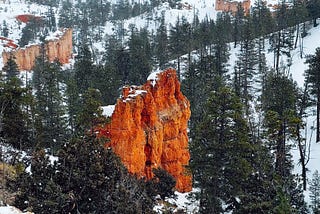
<box><xmin>147</xmin><ymin>69</ymin><xmax>162</xmax><ymax>87</ymax></box>
<box><xmin>153</xmin><ymin>190</ymin><xmax>199</xmax><ymax>213</ymax></box>
<box><xmin>0</xmin><ymin>205</ymin><xmax>33</xmax><ymax>214</ymax></box>
<box><xmin>101</xmin><ymin>105</ymin><xmax>115</xmax><ymax>117</ymax></box>
<box><xmin>128</xmin><ymin>89</ymin><xmax>147</xmax><ymax>97</ymax></box>
<box><xmin>44</xmin><ymin>29</ymin><xmax>65</xmax><ymax>41</ymax></box>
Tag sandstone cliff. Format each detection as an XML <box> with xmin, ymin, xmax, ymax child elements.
<box><xmin>98</xmin><ymin>68</ymin><xmax>192</xmax><ymax>192</ymax></box>
<box><xmin>2</xmin><ymin>28</ymin><xmax>72</xmax><ymax>71</ymax></box>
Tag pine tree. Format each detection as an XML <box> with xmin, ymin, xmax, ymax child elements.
<box><xmin>47</xmin><ymin>6</ymin><xmax>56</xmax><ymax>31</ymax></box>
<box><xmin>194</xmin><ymin>17</ymin><xmax>215</xmax><ymax>56</ymax></box>
<box><xmin>2</xmin><ymin>20</ymin><xmax>9</xmax><ymax>37</ymax></box>
<box><xmin>169</xmin><ymin>17</ymin><xmax>191</xmax><ymax>79</ymax></box>
<box><xmin>9</xmin><ymin>149</ymin><xmax>65</xmax><ymax>213</ymax></box>
<box><xmin>261</xmin><ymin>70</ymin><xmax>307</xmax><ymax>212</ymax></box>
<box><xmin>269</xmin><ymin>2</ymin><xmax>294</xmax><ymax>73</ymax></box>
<box><xmin>127</xmin><ymin>27</ymin><xmax>152</xmax><ymax>85</ymax></box>
<box><xmin>2</xmin><ymin>54</ymin><xmax>19</xmax><ymax>80</ymax></box>
<box><xmin>234</xmin><ymin>16</ymin><xmax>258</xmax><ymax>117</ymax></box>
<box><xmin>58</xmin><ymin>0</ymin><xmax>74</xmax><ymax>28</ymax></box>
<box><xmin>190</xmin><ymin>86</ymin><xmax>254</xmax><ymax>213</ymax></box>
<box><xmin>305</xmin><ymin>47</ymin><xmax>320</xmax><ymax>142</ymax></box>
<box><xmin>261</xmin><ymin>71</ymin><xmax>299</xmax><ymax>176</ymax></box>
<box><xmin>76</xmin><ymin>88</ymin><xmax>106</xmax><ymax>135</ymax></box>
<box><xmin>251</xmin><ymin>0</ymin><xmax>274</xmax><ymax>40</ymax></box>
<box><xmin>74</xmin><ymin>42</ymin><xmax>94</xmax><ymax>94</ymax></box>
<box><xmin>306</xmin><ymin>0</ymin><xmax>320</xmax><ymax>27</ymax></box>
<box><xmin>32</xmin><ymin>50</ymin><xmax>68</xmax><ymax>152</ymax></box>
<box><xmin>233</xmin><ymin>3</ymin><xmax>245</xmax><ymax>48</ymax></box>
<box><xmin>0</xmin><ymin>57</ymin><xmax>31</xmax><ymax>150</ymax></box>
<box><xmin>310</xmin><ymin>170</ymin><xmax>320</xmax><ymax>213</ymax></box>
<box><xmin>10</xmin><ymin>134</ymin><xmax>155</xmax><ymax>213</ymax></box>
<box><xmin>147</xmin><ymin>168</ymin><xmax>176</xmax><ymax>200</ymax></box>
<box><xmin>155</xmin><ymin>12</ymin><xmax>169</xmax><ymax>69</ymax></box>
<box><xmin>213</xmin><ymin>13</ymin><xmax>231</xmax><ymax>76</ymax></box>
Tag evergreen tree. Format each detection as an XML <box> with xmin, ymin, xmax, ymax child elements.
<box><xmin>76</xmin><ymin>88</ymin><xmax>106</xmax><ymax>135</ymax></box>
<box><xmin>127</xmin><ymin>27</ymin><xmax>152</xmax><ymax>84</ymax></box>
<box><xmin>19</xmin><ymin>18</ymin><xmax>43</xmax><ymax>47</ymax></box>
<box><xmin>194</xmin><ymin>17</ymin><xmax>215</xmax><ymax>56</ymax></box>
<box><xmin>234</xmin><ymin>16</ymin><xmax>258</xmax><ymax>117</ymax></box>
<box><xmin>269</xmin><ymin>2</ymin><xmax>294</xmax><ymax>73</ymax></box>
<box><xmin>306</xmin><ymin>0</ymin><xmax>320</xmax><ymax>27</ymax></box>
<box><xmin>213</xmin><ymin>13</ymin><xmax>231</xmax><ymax>77</ymax></box>
<box><xmin>112</xmin><ymin>0</ymin><xmax>131</xmax><ymax>20</ymax></box>
<box><xmin>261</xmin><ymin>71</ymin><xmax>299</xmax><ymax>176</ymax></box>
<box><xmin>9</xmin><ymin>149</ymin><xmax>65</xmax><ymax>213</ymax></box>
<box><xmin>2</xmin><ymin>20</ymin><xmax>9</xmax><ymax>37</ymax></box>
<box><xmin>93</xmin><ymin>65</ymin><xmax>121</xmax><ymax>105</ymax></box>
<box><xmin>2</xmin><ymin>54</ymin><xmax>19</xmax><ymax>82</ymax></box>
<box><xmin>169</xmin><ymin>17</ymin><xmax>191</xmax><ymax>79</ymax></box>
<box><xmin>305</xmin><ymin>47</ymin><xmax>320</xmax><ymax>142</ymax></box>
<box><xmin>290</xmin><ymin>0</ymin><xmax>308</xmax><ymax>50</ymax></box>
<box><xmin>32</xmin><ymin>51</ymin><xmax>68</xmax><ymax>152</ymax></box>
<box><xmin>155</xmin><ymin>13</ymin><xmax>169</xmax><ymax>69</ymax></box>
<box><xmin>251</xmin><ymin>0</ymin><xmax>274</xmax><ymax>40</ymax></box>
<box><xmin>58</xmin><ymin>0</ymin><xmax>74</xmax><ymax>28</ymax></box>
<box><xmin>261</xmin><ymin>70</ymin><xmax>307</xmax><ymax>212</ymax></box>
<box><xmin>10</xmin><ymin>132</ymin><xmax>155</xmax><ymax>213</ymax></box>
<box><xmin>310</xmin><ymin>170</ymin><xmax>320</xmax><ymax>213</ymax></box>
<box><xmin>63</xmin><ymin>69</ymin><xmax>80</xmax><ymax>136</ymax></box>
<box><xmin>0</xmin><ymin>76</ymin><xmax>29</xmax><ymax>150</ymax></box>
<box><xmin>47</xmin><ymin>6</ymin><xmax>56</xmax><ymax>31</ymax></box>
<box><xmin>190</xmin><ymin>86</ymin><xmax>254</xmax><ymax>213</ymax></box>
<box><xmin>0</xmin><ymin>57</ymin><xmax>32</xmax><ymax>150</ymax></box>
<box><xmin>74</xmin><ymin>42</ymin><xmax>94</xmax><ymax>94</ymax></box>
<box><xmin>233</xmin><ymin>3</ymin><xmax>245</xmax><ymax>48</ymax></box>
<box><xmin>147</xmin><ymin>168</ymin><xmax>176</xmax><ymax>200</ymax></box>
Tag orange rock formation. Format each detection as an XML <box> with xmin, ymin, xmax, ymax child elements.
<box><xmin>215</xmin><ymin>0</ymin><xmax>251</xmax><ymax>14</ymax></box>
<box><xmin>98</xmin><ymin>68</ymin><xmax>192</xmax><ymax>192</ymax></box>
<box><xmin>16</xmin><ymin>14</ymin><xmax>43</xmax><ymax>23</ymax></box>
<box><xmin>2</xmin><ymin>28</ymin><xmax>72</xmax><ymax>71</ymax></box>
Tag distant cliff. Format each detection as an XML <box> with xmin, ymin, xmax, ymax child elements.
<box><xmin>2</xmin><ymin>28</ymin><xmax>72</xmax><ymax>71</ymax></box>
<box><xmin>215</xmin><ymin>0</ymin><xmax>250</xmax><ymax>14</ymax></box>
<box><xmin>98</xmin><ymin>68</ymin><xmax>192</xmax><ymax>193</ymax></box>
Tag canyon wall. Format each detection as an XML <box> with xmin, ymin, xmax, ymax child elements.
<box><xmin>98</xmin><ymin>68</ymin><xmax>192</xmax><ymax>193</ymax></box>
<box><xmin>2</xmin><ymin>28</ymin><xmax>72</xmax><ymax>71</ymax></box>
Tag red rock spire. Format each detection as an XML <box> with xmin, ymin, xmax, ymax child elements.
<box><xmin>98</xmin><ymin>68</ymin><xmax>192</xmax><ymax>192</ymax></box>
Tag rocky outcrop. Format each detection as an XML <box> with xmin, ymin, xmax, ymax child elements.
<box><xmin>98</xmin><ymin>68</ymin><xmax>192</xmax><ymax>192</ymax></box>
<box><xmin>16</xmin><ymin>14</ymin><xmax>43</xmax><ymax>23</ymax></box>
<box><xmin>215</xmin><ymin>0</ymin><xmax>251</xmax><ymax>14</ymax></box>
<box><xmin>2</xmin><ymin>28</ymin><xmax>72</xmax><ymax>71</ymax></box>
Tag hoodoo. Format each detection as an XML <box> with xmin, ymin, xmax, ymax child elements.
<box><xmin>98</xmin><ymin>68</ymin><xmax>192</xmax><ymax>192</ymax></box>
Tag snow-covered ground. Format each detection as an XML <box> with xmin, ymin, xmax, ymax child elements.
<box><xmin>0</xmin><ymin>205</ymin><xmax>33</xmax><ymax>214</ymax></box>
